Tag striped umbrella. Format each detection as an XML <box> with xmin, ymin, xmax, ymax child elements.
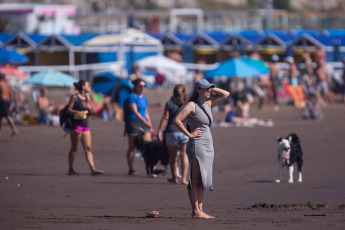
<box><xmin>0</xmin><ymin>64</ymin><xmax>27</xmax><ymax>80</ymax></box>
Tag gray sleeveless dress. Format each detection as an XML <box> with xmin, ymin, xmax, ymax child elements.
<box><xmin>186</xmin><ymin>101</ymin><xmax>214</xmax><ymax>191</ymax></box>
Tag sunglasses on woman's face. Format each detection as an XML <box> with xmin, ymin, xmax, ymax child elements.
<box><xmin>138</xmin><ymin>84</ymin><xmax>146</xmax><ymax>88</ymax></box>
<box><xmin>199</xmin><ymin>87</ymin><xmax>211</xmax><ymax>91</ymax></box>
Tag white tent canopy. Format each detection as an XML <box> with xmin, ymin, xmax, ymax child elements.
<box><xmin>135</xmin><ymin>55</ymin><xmax>190</xmax><ymax>85</ymax></box>
<box><xmin>83</xmin><ymin>29</ymin><xmax>163</xmax><ymax>77</ymax></box>
<box><xmin>84</xmin><ymin>28</ymin><xmax>162</xmax><ymax>47</ymax></box>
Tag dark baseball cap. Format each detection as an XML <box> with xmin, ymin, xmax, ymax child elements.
<box><xmin>194</xmin><ymin>79</ymin><xmax>215</xmax><ymax>90</ymax></box>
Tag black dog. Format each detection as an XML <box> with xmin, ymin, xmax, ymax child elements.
<box><xmin>134</xmin><ymin>133</ymin><xmax>169</xmax><ymax>177</ymax></box>
<box><xmin>276</xmin><ymin>133</ymin><xmax>304</xmax><ymax>183</ymax></box>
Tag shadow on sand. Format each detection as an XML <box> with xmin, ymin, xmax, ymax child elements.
<box><xmin>248</xmin><ymin>180</ymin><xmax>275</xmax><ymax>183</ymax></box>
<box><xmin>88</xmin><ymin>215</ymin><xmax>174</xmax><ymax>219</ymax></box>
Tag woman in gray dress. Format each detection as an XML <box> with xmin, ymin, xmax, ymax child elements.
<box><xmin>175</xmin><ymin>79</ymin><xmax>230</xmax><ymax>219</ymax></box>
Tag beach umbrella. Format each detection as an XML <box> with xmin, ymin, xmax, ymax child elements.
<box><xmin>204</xmin><ymin>56</ymin><xmax>270</xmax><ymax>78</ymax></box>
<box><xmin>0</xmin><ymin>49</ymin><xmax>28</xmax><ymax>65</ymax></box>
<box><xmin>135</xmin><ymin>55</ymin><xmax>187</xmax><ymax>75</ymax></box>
<box><xmin>0</xmin><ymin>64</ymin><xmax>27</xmax><ymax>80</ymax></box>
<box><xmin>25</xmin><ymin>70</ymin><xmax>77</xmax><ymax>87</ymax></box>
<box><xmin>92</xmin><ymin>72</ymin><xmax>118</xmax><ymax>96</ymax></box>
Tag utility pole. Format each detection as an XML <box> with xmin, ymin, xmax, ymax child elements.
<box><xmin>266</xmin><ymin>0</ymin><xmax>273</xmax><ymax>30</ymax></box>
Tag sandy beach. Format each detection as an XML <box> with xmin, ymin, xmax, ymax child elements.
<box><xmin>1</xmin><ymin>89</ymin><xmax>345</xmax><ymax>229</ymax></box>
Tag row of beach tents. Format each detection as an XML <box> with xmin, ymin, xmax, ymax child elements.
<box><xmin>1</xmin><ymin>29</ymin><xmax>345</xmax><ymax>71</ymax></box>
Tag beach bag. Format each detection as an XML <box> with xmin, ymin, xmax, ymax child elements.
<box><xmin>59</xmin><ymin>95</ymin><xmax>78</xmax><ymax>135</ymax></box>
<box><xmin>59</xmin><ymin>105</ymin><xmax>75</xmax><ymax>135</ymax></box>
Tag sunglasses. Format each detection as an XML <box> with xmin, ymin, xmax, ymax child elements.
<box><xmin>138</xmin><ymin>84</ymin><xmax>146</xmax><ymax>88</ymax></box>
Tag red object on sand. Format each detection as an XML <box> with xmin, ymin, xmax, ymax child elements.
<box><xmin>146</xmin><ymin>211</ymin><xmax>159</xmax><ymax>218</ymax></box>
<box><xmin>0</xmin><ymin>64</ymin><xmax>27</xmax><ymax>80</ymax></box>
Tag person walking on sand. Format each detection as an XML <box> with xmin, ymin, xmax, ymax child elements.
<box><xmin>157</xmin><ymin>84</ymin><xmax>189</xmax><ymax>184</ymax></box>
<box><xmin>66</xmin><ymin>80</ymin><xmax>103</xmax><ymax>176</ymax></box>
<box><xmin>175</xmin><ymin>79</ymin><xmax>230</xmax><ymax>219</ymax></box>
<box><xmin>124</xmin><ymin>79</ymin><xmax>154</xmax><ymax>176</ymax></box>
<box><xmin>0</xmin><ymin>73</ymin><xmax>18</xmax><ymax>136</ymax></box>
<box><xmin>314</xmin><ymin>54</ymin><xmax>334</xmax><ymax>105</ymax></box>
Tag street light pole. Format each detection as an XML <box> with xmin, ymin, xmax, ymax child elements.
<box><xmin>266</xmin><ymin>0</ymin><xmax>273</xmax><ymax>30</ymax></box>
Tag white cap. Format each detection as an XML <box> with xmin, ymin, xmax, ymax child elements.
<box><xmin>284</xmin><ymin>56</ymin><xmax>294</xmax><ymax>64</ymax></box>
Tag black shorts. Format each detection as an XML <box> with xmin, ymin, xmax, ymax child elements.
<box><xmin>0</xmin><ymin>100</ymin><xmax>11</xmax><ymax>118</ymax></box>
<box><xmin>124</xmin><ymin>120</ymin><xmax>150</xmax><ymax>136</ymax></box>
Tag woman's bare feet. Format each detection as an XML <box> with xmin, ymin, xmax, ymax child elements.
<box><xmin>191</xmin><ymin>212</ymin><xmax>211</xmax><ymax>219</ymax></box>
<box><xmin>181</xmin><ymin>179</ymin><xmax>188</xmax><ymax>185</ymax></box>
<box><xmin>11</xmin><ymin>130</ymin><xmax>18</xmax><ymax>136</ymax></box>
<box><xmin>167</xmin><ymin>177</ymin><xmax>178</xmax><ymax>184</ymax></box>
<box><xmin>91</xmin><ymin>169</ymin><xmax>104</xmax><ymax>176</ymax></box>
<box><xmin>201</xmin><ymin>211</ymin><xmax>215</xmax><ymax>219</ymax></box>
<box><xmin>68</xmin><ymin>170</ymin><xmax>79</xmax><ymax>176</ymax></box>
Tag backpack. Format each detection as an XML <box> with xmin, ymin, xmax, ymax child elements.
<box><xmin>123</xmin><ymin>94</ymin><xmax>137</xmax><ymax>122</ymax></box>
<box><xmin>59</xmin><ymin>105</ymin><xmax>75</xmax><ymax>135</ymax></box>
<box><xmin>59</xmin><ymin>95</ymin><xmax>78</xmax><ymax>136</ymax></box>
<box><xmin>122</xmin><ymin>98</ymin><xmax>129</xmax><ymax>122</ymax></box>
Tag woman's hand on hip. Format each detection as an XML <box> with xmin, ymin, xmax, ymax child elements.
<box><xmin>190</xmin><ymin>127</ymin><xmax>202</xmax><ymax>138</ymax></box>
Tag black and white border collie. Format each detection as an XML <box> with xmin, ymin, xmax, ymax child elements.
<box><xmin>276</xmin><ymin>133</ymin><xmax>303</xmax><ymax>183</ymax></box>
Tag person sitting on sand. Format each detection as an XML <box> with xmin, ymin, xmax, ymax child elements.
<box><xmin>219</xmin><ymin>96</ymin><xmax>272</xmax><ymax>127</ymax></box>
<box><xmin>37</xmin><ymin>87</ymin><xmax>64</xmax><ymax>125</ymax></box>
<box><xmin>66</xmin><ymin>80</ymin><xmax>104</xmax><ymax>176</ymax></box>
<box><xmin>90</xmin><ymin>92</ymin><xmax>113</xmax><ymax>121</ymax></box>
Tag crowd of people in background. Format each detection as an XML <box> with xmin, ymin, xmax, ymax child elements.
<box><xmin>1</xmin><ymin>48</ymin><xmax>345</xmax><ymax>175</ymax></box>
<box><xmin>1</xmin><ymin>47</ymin><xmax>344</xmax><ymax>132</ymax></box>
<box><xmin>214</xmin><ymin>47</ymin><xmax>340</xmax><ymax>124</ymax></box>
<box><xmin>2</xmin><ymin>48</ymin><xmax>345</xmax><ymax>219</ymax></box>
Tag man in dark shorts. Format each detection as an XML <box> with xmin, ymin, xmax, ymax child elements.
<box><xmin>0</xmin><ymin>73</ymin><xmax>18</xmax><ymax>136</ymax></box>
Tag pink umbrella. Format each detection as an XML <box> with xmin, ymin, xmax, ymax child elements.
<box><xmin>0</xmin><ymin>64</ymin><xmax>28</xmax><ymax>80</ymax></box>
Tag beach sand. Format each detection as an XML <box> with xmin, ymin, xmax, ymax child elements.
<box><xmin>1</xmin><ymin>89</ymin><xmax>345</xmax><ymax>229</ymax></box>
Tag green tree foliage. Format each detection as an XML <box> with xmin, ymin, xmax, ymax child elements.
<box><xmin>0</xmin><ymin>19</ymin><xmax>9</xmax><ymax>33</ymax></box>
<box><xmin>248</xmin><ymin>0</ymin><xmax>263</xmax><ymax>8</ymax></box>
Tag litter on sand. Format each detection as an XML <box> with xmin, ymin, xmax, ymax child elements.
<box><xmin>146</xmin><ymin>211</ymin><xmax>159</xmax><ymax>218</ymax></box>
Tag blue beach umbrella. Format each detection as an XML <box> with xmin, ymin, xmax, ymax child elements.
<box><xmin>25</xmin><ymin>70</ymin><xmax>77</xmax><ymax>87</ymax></box>
<box><xmin>0</xmin><ymin>49</ymin><xmax>28</xmax><ymax>65</ymax></box>
<box><xmin>91</xmin><ymin>72</ymin><xmax>118</xmax><ymax>96</ymax></box>
<box><xmin>204</xmin><ymin>56</ymin><xmax>270</xmax><ymax>78</ymax></box>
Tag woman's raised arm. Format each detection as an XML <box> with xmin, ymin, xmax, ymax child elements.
<box><xmin>209</xmin><ymin>88</ymin><xmax>230</xmax><ymax>108</ymax></box>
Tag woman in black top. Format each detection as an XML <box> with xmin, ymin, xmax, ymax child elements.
<box><xmin>157</xmin><ymin>84</ymin><xmax>189</xmax><ymax>184</ymax></box>
<box><xmin>66</xmin><ymin>80</ymin><xmax>103</xmax><ymax>176</ymax></box>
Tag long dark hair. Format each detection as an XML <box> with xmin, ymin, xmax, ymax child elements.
<box><xmin>131</xmin><ymin>79</ymin><xmax>146</xmax><ymax>94</ymax></box>
<box><xmin>171</xmin><ymin>84</ymin><xmax>186</xmax><ymax>106</ymax></box>
<box><xmin>188</xmin><ymin>89</ymin><xmax>199</xmax><ymax>102</ymax></box>
<box><xmin>73</xmin><ymin>80</ymin><xmax>86</xmax><ymax>93</ymax></box>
